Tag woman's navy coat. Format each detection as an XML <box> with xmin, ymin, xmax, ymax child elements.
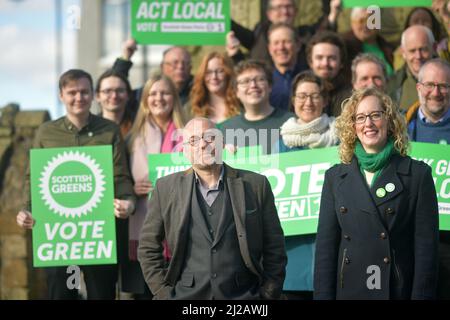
<box><xmin>314</xmin><ymin>154</ymin><xmax>439</xmax><ymax>300</ymax></box>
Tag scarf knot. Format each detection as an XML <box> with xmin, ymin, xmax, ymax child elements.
<box><xmin>354</xmin><ymin>137</ymin><xmax>396</xmax><ymax>172</ymax></box>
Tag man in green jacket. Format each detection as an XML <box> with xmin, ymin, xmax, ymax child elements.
<box><xmin>16</xmin><ymin>69</ymin><xmax>136</xmax><ymax>299</ymax></box>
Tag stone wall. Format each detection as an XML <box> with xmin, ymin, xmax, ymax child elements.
<box><xmin>0</xmin><ymin>105</ymin><xmax>50</xmax><ymax>299</ymax></box>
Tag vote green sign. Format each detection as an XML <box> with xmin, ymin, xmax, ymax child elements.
<box><xmin>343</xmin><ymin>0</ymin><xmax>431</xmax><ymax>7</ymax></box>
<box><xmin>30</xmin><ymin>146</ymin><xmax>116</xmax><ymax>267</ymax></box>
<box><xmin>410</xmin><ymin>142</ymin><xmax>450</xmax><ymax>231</ymax></box>
<box><xmin>148</xmin><ymin>142</ymin><xmax>450</xmax><ymax>236</ymax></box>
<box><xmin>148</xmin><ymin>147</ymin><xmax>340</xmax><ymax>236</ymax></box>
<box><xmin>131</xmin><ymin>0</ymin><xmax>230</xmax><ymax>45</ymax></box>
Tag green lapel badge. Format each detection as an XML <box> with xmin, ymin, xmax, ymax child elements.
<box><xmin>376</xmin><ymin>187</ymin><xmax>386</xmax><ymax>198</ymax></box>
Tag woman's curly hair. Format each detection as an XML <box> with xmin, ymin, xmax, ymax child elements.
<box><xmin>335</xmin><ymin>87</ymin><xmax>409</xmax><ymax>164</ymax></box>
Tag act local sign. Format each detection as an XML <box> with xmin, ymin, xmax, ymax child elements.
<box><xmin>131</xmin><ymin>0</ymin><xmax>230</xmax><ymax>45</ymax></box>
<box><xmin>30</xmin><ymin>146</ymin><xmax>116</xmax><ymax>267</ymax></box>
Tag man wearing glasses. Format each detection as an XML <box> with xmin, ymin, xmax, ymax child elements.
<box><xmin>112</xmin><ymin>41</ymin><xmax>193</xmax><ymax>106</ymax></box>
<box><xmin>407</xmin><ymin>58</ymin><xmax>450</xmax><ymax>143</ymax></box>
<box><xmin>95</xmin><ymin>69</ymin><xmax>136</xmax><ymax>137</ymax></box>
<box><xmin>406</xmin><ymin>58</ymin><xmax>450</xmax><ymax>300</ymax></box>
<box><xmin>138</xmin><ymin>117</ymin><xmax>287</xmax><ymax>300</ymax></box>
<box><xmin>220</xmin><ymin>60</ymin><xmax>293</xmax><ymax>154</ymax></box>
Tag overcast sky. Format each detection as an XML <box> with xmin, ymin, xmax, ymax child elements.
<box><xmin>0</xmin><ymin>0</ymin><xmax>78</xmax><ymax>119</ymax></box>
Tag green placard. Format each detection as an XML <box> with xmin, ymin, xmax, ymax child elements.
<box><xmin>131</xmin><ymin>0</ymin><xmax>230</xmax><ymax>45</ymax></box>
<box><xmin>148</xmin><ymin>142</ymin><xmax>450</xmax><ymax>236</ymax></box>
<box><xmin>343</xmin><ymin>0</ymin><xmax>432</xmax><ymax>7</ymax></box>
<box><xmin>148</xmin><ymin>146</ymin><xmax>340</xmax><ymax>236</ymax></box>
<box><xmin>30</xmin><ymin>146</ymin><xmax>116</xmax><ymax>267</ymax></box>
<box><xmin>410</xmin><ymin>142</ymin><xmax>450</xmax><ymax>231</ymax></box>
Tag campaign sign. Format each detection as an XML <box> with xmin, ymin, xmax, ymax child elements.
<box><xmin>30</xmin><ymin>146</ymin><xmax>116</xmax><ymax>267</ymax></box>
<box><xmin>131</xmin><ymin>0</ymin><xmax>230</xmax><ymax>45</ymax></box>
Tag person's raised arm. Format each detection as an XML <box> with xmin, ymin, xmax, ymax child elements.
<box><xmin>112</xmin><ymin>38</ymin><xmax>138</xmax><ymax>78</ymax></box>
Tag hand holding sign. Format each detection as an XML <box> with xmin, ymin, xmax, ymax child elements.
<box><xmin>122</xmin><ymin>38</ymin><xmax>138</xmax><ymax>61</ymax></box>
<box><xmin>133</xmin><ymin>180</ymin><xmax>153</xmax><ymax>197</ymax></box>
<box><xmin>329</xmin><ymin>0</ymin><xmax>342</xmax><ymax>24</ymax></box>
<box><xmin>17</xmin><ymin>210</ymin><xmax>35</xmax><ymax>229</ymax></box>
<box><xmin>225</xmin><ymin>31</ymin><xmax>240</xmax><ymax>57</ymax></box>
<box><xmin>114</xmin><ymin>199</ymin><xmax>135</xmax><ymax>219</ymax></box>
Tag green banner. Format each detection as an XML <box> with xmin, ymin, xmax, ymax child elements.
<box><xmin>148</xmin><ymin>147</ymin><xmax>339</xmax><ymax>236</ymax></box>
<box><xmin>30</xmin><ymin>146</ymin><xmax>116</xmax><ymax>267</ymax></box>
<box><xmin>410</xmin><ymin>142</ymin><xmax>450</xmax><ymax>230</ymax></box>
<box><xmin>148</xmin><ymin>142</ymin><xmax>450</xmax><ymax>236</ymax></box>
<box><xmin>131</xmin><ymin>0</ymin><xmax>230</xmax><ymax>45</ymax></box>
<box><xmin>343</xmin><ymin>0</ymin><xmax>432</xmax><ymax>7</ymax></box>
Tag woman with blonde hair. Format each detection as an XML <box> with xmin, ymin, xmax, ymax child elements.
<box><xmin>125</xmin><ymin>74</ymin><xmax>185</xmax><ymax>298</ymax></box>
<box><xmin>188</xmin><ymin>51</ymin><xmax>241</xmax><ymax>125</ymax></box>
<box><xmin>314</xmin><ymin>87</ymin><xmax>439</xmax><ymax>300</ymax></box>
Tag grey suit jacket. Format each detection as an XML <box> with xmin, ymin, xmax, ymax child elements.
<box><xmin>138</xmin><ymin>164</ymin><xmax>287</xmax><ymax>299</ymax></box>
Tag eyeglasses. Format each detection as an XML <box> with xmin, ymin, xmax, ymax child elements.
<box><xmin>354</xmin><ymin>111</ymin><xmax>385</xmax><ymax>124</ymax></box>
<box><xmin>100</xmin><ymin>88</ymin><xmax>127</xmax><ymax>96</ymax></box>
<box><xmin>419</xmin><ymin>82</ymin><xmax>450</xmax><ymax>93</ymax></box>
<box><xmin>205</xmin><ymin>68</ymin><xmax>226</xmax><ymax>78</ymax></box>
<box><xmin>236</xmin><ymin>76</ymin><xmax>267</xmax><ymax>88</ymax></box>
<box><xmin>185</xmin><ymin>134</ymin><xmax>216</xmax><ymax>146</ymax></box>
<box><xmin>163</xmin><ymin>60</ymin><xmax>191</xmax><ymax>69</ymax></box>
<box><xmin>294</xmin><ymin>93</ymin><xmax>322</xmax><ymax>103</ymax></box>
<box><xmin>148</xmin><ymin>90</ymin><xmax>172</xmax><ymax>97</ymax></box>
<box><xmin>269</xmin><ymin>4</ymin><xmax>295</xmax><ymax>12</ymax></box>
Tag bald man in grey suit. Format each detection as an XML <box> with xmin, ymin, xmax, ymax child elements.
<box><xmin>138</xmin><ymin>117</ymin><xmax>287</xmax><ymax>300</ymax></box>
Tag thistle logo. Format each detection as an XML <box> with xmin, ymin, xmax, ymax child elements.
<box><xmin>39</xmin><ymin>151</ymin><xmax>105</xmax><ymax>218</ymax></box>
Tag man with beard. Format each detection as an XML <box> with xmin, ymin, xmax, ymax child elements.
<box><xmin>306</xmin><ymin>31</ymin><xmax>351</xmax><ymax>117</ymax></box>
<box><xmin>406</xmin><ymin>58</ymin><xmax>450</xmax><ymax>299</ymax></box>
<box><xmin>138</xmin><ymin>117</ymin><xmax>287</xmax><ymax>300</ymax></box>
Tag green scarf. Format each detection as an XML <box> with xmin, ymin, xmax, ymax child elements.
<box><xmin>354</xmin><ymin>138</ymin><xmax>396</xmax><ymax>187</ymax></box>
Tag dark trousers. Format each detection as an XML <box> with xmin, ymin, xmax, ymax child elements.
<box><xmin>282</xmin><ymin>291</ymin><xmax>313</xmax><ymax>300</ymax></box>
<box><xmin>438</xmin><ymin>233</ymin><xmax>450</xmax><ymax>300</ymax></box>
<box><xmin>45</xmin><ymin>264</ymin><xmax>118</xmax><ymax>300</ymax></box>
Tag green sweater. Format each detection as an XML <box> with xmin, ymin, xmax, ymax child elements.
<box><xmin>220</xmin><ymin>108</ymin><xmax>293</xmax><ymax>154</ymax></box>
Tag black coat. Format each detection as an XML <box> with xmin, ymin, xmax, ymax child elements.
<box><xmin>314</xmin><ymin>154</ymin><xmax>439</xmax><ymax>300</ymax></box>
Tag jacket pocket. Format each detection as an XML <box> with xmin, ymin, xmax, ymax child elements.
<box><xmin>235</xmin><ymin>272</ymin><xmax>252</xmax><ymax>287</ymax></box>
<box><xmin>340</xmin><ymin>248</ymin><xmax>348</xmax><ymax>289</ymax></box>
<box><xmin>153</xmin><ymin>285</ymin><xmax>173</xmax><ymax>300</ymax></box>
<box><xmin>181</xmin><ymin>273</ymin><xmax>194</xmax><ymax>287</ymax></box>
